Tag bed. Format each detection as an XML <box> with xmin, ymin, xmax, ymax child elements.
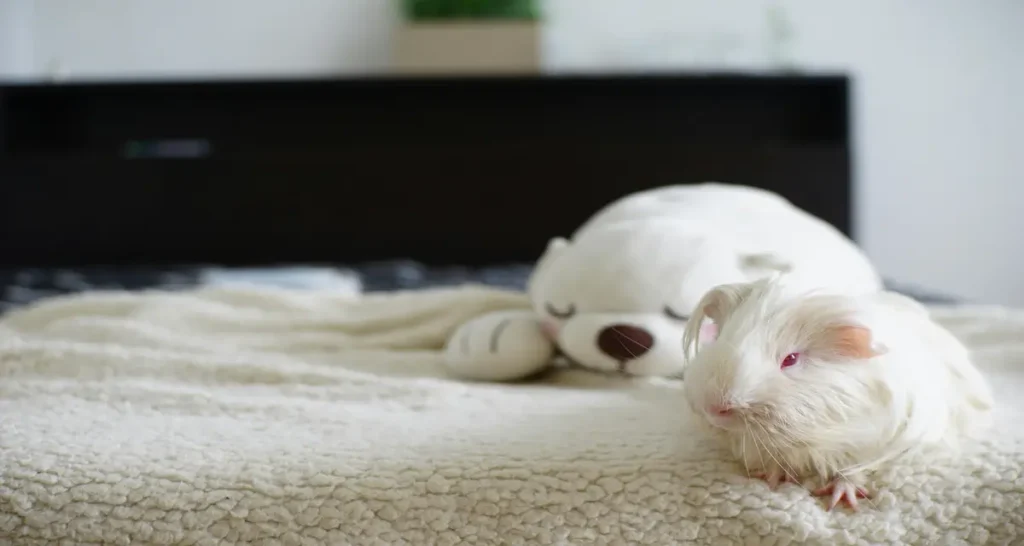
<box><xmin>1</xmin><ymin>75</ymin><xmax>1021</xmax><ymax>545</ymax></box>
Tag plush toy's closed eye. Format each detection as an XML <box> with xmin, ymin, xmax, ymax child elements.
<box><xmin>547</xmin><ymin>303</ymin><xmax>690</xmax><ymax>322</ymax></box>
<box><xmin>544</xmin><ymin>302</ymin><xmax>576</xmax><ymax>319</ymax></box>
<box><xmin>663</xmin><ymin>306</ymin><xmax>690</xmax><ymax>321</ymax></box>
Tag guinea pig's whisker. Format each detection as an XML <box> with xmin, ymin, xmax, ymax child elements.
<box><xmin>751</xmin><ymin>420</ymin><xmax>794</xmax><ymax>467</ymax></box>
<box><xmin>747</xmin><ymin>409</ymin><xmax>784</xmax><ymax>442</ymax></box>
<box><xmin>740</xmin><ymin>421</ymin><xmax>752</xmax><ymax>479</ymax></box>
<box><xmin>746</xmin><ymin>421</ymin><xmax>771</xmax><ymax>478</ymax></box>
<box><xmin>763</xmin><ymin>422</ymin><xmax>798</xmax><ymax>449</ymax></box>
<box><xmin>752</xmin><ymin>419</ymin><xmax>800</xmax><ymax>481</ymax></box>
<box><xmin>750</xmin><ymin>405</ymin><xmax>804</xmax><ymax>450</ymax></box>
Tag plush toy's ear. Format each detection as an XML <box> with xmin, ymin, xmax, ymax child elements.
<box><xmin>526</xmin><ymin>237</ymin><xmax>570</xmax><ymax>304</ymax></box>
<box><xmin>530</xmin><ymin>237</ymin><xmax>569</xmax><ymax>280</ymax></box>
<box><xmin>541</xmin><ymin>237</ymin><xmax>568</xmax><ymax>261</ymax></box>
<box><xmin>740</xmin><ymin>252</ymin><xmax>793</xmax><ymax>274</ymax></box>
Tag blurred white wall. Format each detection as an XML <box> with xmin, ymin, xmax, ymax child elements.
<box><xmin>1</xmin><ymin>0</ymin><xmax>1022</xmax><ymax>305</ymax></box>
<box><xmin>0</xmin><ymin>0</ymin><xmax>34</xmax><ymax>78</ymax></box>
<box><xmin>18</xmin><ymin>0</ymin><xmax>398</xmax><ymax>80</ymax></box>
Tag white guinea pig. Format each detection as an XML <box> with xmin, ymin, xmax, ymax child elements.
<box><xmin>681</xmin><ymin>274</ymin><xmax>995</xmax><ymax>511</ymax></box>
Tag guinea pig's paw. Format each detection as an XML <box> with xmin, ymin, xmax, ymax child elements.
<box><xmin>813</xmin><ymin>477</ymin><xmax>872</xmax><ymax>512</ymax></box>
<box><xmin>443</xmin><ymin>311</ymin><xmax>556</xmax><ymax>382</ymax></box>
<box><xmin>751</xmin><ymin>467</ymin><xmax>797</xmax><ymax>490</ymax></box>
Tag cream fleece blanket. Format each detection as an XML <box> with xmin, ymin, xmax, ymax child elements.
<box><xmin>1</xmin><ymin>286</ymin><xmax>1022</xmax><ymax>545</ymax></box>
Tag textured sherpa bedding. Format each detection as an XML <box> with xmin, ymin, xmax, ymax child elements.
<box><xmin>0</xmin><ymin>285</ymin><xmax>1022</xmax><ymax>545</ymax></box>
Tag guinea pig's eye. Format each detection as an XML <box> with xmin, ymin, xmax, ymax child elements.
<box><xmin>663</xmin><ymin>306</ymin><xmax>689</xmax><ymax>321</ymax></box>
<box><xmin>780</xmin><ymin>352</ymin><xmax>801</xmax><ymax>369</ymax></box>
<box><xmin>545</xmin><ymin>302</ymin><xmax>576</xmax><ymax>319</ymax></box>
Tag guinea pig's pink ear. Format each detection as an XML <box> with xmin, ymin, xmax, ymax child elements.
<box><xmin>698</xmin><ymin>322</ymin><xmax>719</xmax><ymax>344</ymax></box>
<box><xmin>699</xmin><ymin>282</ymin><xmax>750</xmax><ymax>325</ymax></box>
<box><xmin>819</xmin><ymin>324</ymin><xmax>887</xmax><ymax>360</ymax></box>
<box><xmin>682</xmin><ymin>282</ymin><xmax>750</xmax><ymax>359</ymax></box>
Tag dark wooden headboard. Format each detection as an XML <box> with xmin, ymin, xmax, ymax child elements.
<box><xmin>0</xmin><ymin>74</ymin><xmax>852</xmax><ymax>268</ymax></box>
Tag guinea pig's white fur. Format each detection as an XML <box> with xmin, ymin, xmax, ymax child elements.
<box><xmin>681</xmin><ymin>274</ymin><xmax>994</xmax><ymax>509</ymax></box>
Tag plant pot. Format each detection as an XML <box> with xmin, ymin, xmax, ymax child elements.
<box><xmin>392</xmin><ymin>21</ymin><xmax>540</xmax><ymax>75</ymax></box>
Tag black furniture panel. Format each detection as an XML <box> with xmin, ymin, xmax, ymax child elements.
<box><xmin>0</xmin><ymin>74</ymin><xmax>851</xmax><ymax>268</ymax></box>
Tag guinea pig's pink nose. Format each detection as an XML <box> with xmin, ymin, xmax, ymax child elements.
<box><xmin>596</xmin><ymin>324</ymin><xmax>654</xmax><ymax>361</ymax></box>
<box><xmin>709</xmin><ymin>404</ymin><xmax>735</xmax><ymax>417</ymax></box>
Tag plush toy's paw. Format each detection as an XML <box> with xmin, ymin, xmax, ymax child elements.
<box><xmin>443</xmin><ymin>311</ymin><xmax>556</xmax><ymax>381</ymax></box>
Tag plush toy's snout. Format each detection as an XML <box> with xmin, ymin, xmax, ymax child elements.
<box><xmin>554</xmin><ymin>313</ymin><xmax>688</xmax><ymax>376</ymax></box>
<box><xmin>596</xmin><ymin>324</ymin><xmax>655</xmax><ymax>361</ymax></box>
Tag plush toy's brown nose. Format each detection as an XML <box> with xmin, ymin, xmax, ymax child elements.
<box><xmin>597</xmin><ymin>324</ymin><xmax>654</xmax><ymax>361</ymax></box>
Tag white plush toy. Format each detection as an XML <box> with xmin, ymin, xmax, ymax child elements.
<box><xmin>443</xmin><ymin>182</ymin><xmax>883</xmax><ymax>381</ymax></box>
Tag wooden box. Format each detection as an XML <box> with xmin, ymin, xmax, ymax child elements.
<box><xmin>392</xmin><ymin>21</ymin><xmax>540</xmax><ymax>75</ymax></box>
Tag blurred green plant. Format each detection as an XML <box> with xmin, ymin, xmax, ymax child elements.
<box><xmin>400</xmin><ymin>0</ymin><xmax>540</xmax><ymax>21</ymax></box>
